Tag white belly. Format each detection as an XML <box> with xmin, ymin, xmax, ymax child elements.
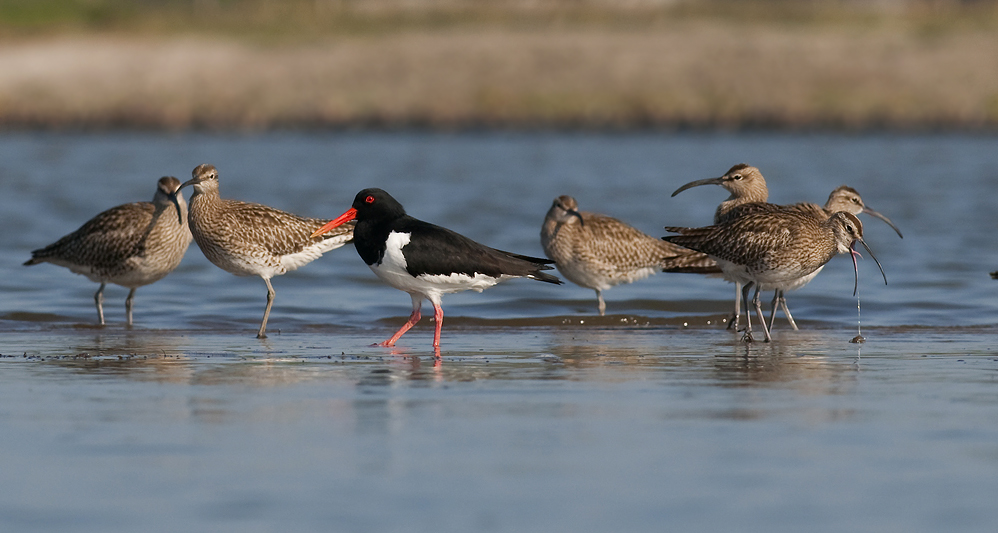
<box><xmin>372</xmin><ymin>231</ymin><xmax>504</xmax><ymax>305</ymax></box>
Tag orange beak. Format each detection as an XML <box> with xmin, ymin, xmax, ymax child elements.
<box><xmin>311</xmin><ymin>207</ymin><xmax>357</xmax><ymax>238</ymax></box>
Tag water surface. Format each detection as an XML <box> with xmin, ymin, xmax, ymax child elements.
<box><xmin>1</xmin><ymin>133</ymin><xmax>997</xmax><ymax>532</ymax></box>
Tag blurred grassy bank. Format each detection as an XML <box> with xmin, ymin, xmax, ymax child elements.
<box><xmin>2</xmin><ymin>0</ymin><xmax>998</xmax><ymax>131</ymax></box>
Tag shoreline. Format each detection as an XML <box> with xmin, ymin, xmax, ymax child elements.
<box><xmin>4</xmin><ymin>120</ymin><xmax>998</xmax><ymax>135</ymax></box>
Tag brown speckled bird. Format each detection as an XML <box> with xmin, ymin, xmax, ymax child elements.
<box><xmin>672</xmin><ymin>166</ymin><xmax>902</xmax><ymax>332</ymax></box>
<box><xmin>671</xmin><ymin>163</ymin><xmax>770</xmax><ymax>329</ymax></box>
<box><xmin>24</xmin><ymin>176</ymin><xmax>192</xmax><ymax>326</ymax></box>
<box><xmin>542</xmin><ymin>195</ymin><xmax>719</xmax><ymax>315</ymax></box>
<box><xmin>181</xmin><ymin>164</ymin><xmax>354</xmax><ymax>338</ymax></box>
<box><xmin>672</xmin><ymin>163</ymin><xmax>770</xmax><ymax>224</ymax></box>
<box><xmin>725</xmin><ymin>185</ymin><xmax>902</xmax><ymax>331</ymax></box>
<box><xmin>664</xmin><ymin>210</ymin><xmax>885</xmax><ymax>342</ymax></box>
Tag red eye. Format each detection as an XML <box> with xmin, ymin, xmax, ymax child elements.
<box><xmin>365</xmin><ymin>195</ymin><xmax>375</xmax><ymax>204</ymax></box>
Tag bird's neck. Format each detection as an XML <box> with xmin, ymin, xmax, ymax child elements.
<box><xmin>540</xmin><ymin>214</ymin><xmax>573</xmax><ymax>244</ymax></box>
<box><xmin>354</xmin><ymin>218</ymin><xmax>397</xmax><ymax>266</ymax></box>
<box><xmin>188</xmin><ymin>186</ymin><xmax>221</xmax><ymax>215</ymax></box>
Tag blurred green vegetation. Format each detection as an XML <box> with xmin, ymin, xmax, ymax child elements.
<box><xmin>3</xmin><ymin>0</ymin><xmax>998</xmax><ymax>39</ymax></box>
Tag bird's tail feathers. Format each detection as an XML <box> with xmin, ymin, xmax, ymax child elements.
<box><xmin>528</xmin><ymin>270</ymin><xmax>563</xmax><ymax>284</ymax></box>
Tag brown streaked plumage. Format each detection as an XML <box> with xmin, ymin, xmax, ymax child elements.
<box><xmin>672</xmin><ymin>163</ymin><xmax>770</xmax><ymax>224</ymax></box>
<box><xmin>24</xmin><ymin>176</ymin><xmax>192</xmax><ymax>326</ymax></box>
<box><xmin>823</xmin><ymin>186</ymin><xmax>903</xmax><ymax>238</ymax></box>
<box><xmin>722</xmin><ymin>185</ymin><xmax>902</xmax><ymax>331</ymax></box>
<box><xmin>541</xmin><ymin>195</ymin><xmax>718</xmax><ymax>315</ymax></box>
<box><xmin>181</xmin><ymin>164</ymin><xmax>354</xmax><ymax>338</ymax></box>
<box><xmin>672</xmin><ymin>166</ymin><xmax>902</xmax><ymax>333</ymax></box>
<box><xmin>665</xmin><ymin>210</ymin><xmax>885</xmax><ymax>342</ymax></box>
<box><xmin>671</xmin><ymin>163</ymin><xmax>770</xmax><ymax>330</ymax></box>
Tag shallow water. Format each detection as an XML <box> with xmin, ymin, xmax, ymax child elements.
<box><xmin>2</xmin><ymin>132</ymin><xmax>998</xmax><ymax>532</ymax></box>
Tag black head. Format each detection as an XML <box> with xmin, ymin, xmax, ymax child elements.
<box><xmin>351</xmin><ymin>188</ymin><xmax>406</xmax><ymax>222</ymax></box>
<box><xmin>311</xmin><ymin>187</ymin><xmax>405</xmax><ymax>238</ymax></box>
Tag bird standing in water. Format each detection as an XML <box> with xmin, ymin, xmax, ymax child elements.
<box><xmin>672</xmin><ymin>165</ymin><xmax>901</xmax><ymax>333</ymax></box>
<box><xmin>729</xmin><ymin>185</ymin><xmax>903</xmax><ymax>331</ymax></box>
<box><xmin>25</xmin><ymin>176</ymin><xmax>192</xmax><ymax>326</ymax></box>
<box><xmin>671</xmin><ymin>164</ymin><xmax>770</xmax><ymax>331</ymax></box>
<box><xmin>181</xmin><ymin>164</ymin><xmax>354</xmax><ymax>338</ymax></box>
<box><xmin>664</xmin><ymin>210</ymin><xmax>886</xmax><ymax>342</ymax></box>
<box><xmin>541</xmin><ymin>194</ymin><xmax>719</xmax><ymax>315</ymax></box>
<box><xmin>313</xmin><ymin>188</ymin><xmax>561</xmax><ymax>351</ymax></box>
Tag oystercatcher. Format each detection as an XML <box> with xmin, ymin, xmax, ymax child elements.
<box><xmin>313</xmin><ymin>188</ymin><xmax>561</xmax><ymax>350</ymax></box>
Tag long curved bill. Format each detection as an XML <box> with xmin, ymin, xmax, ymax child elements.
<box><xmin>850</xmin><ymin>238</ymin><xmax>888</xmax><ymax>296</ymax></box>
<box><xmin>862</xmin><ymin>207</ymin><xmax>903</xmax><ymax>239</ymax></box>
<box><xmin>311</xmin><ymin>207</ymin><xmax>357</xmax><ymax>238</ymax></box>
<box><xmin>671</xmin><ymin>176</ymin><xmax>724</xmax><ymax>197</ymax></box>
<box><xmin>169</xmin><ymin>192</ymin><xmax>184</xmax><ymax>226</ymax></box>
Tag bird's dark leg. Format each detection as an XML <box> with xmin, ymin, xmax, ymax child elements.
<box><xmin>768</xmin><ymin>290</ymin><xmax>779</xmax><ymax>332</ymax></box>
<box><xmin>257</xmin><ymin>278</ymin><xmax>275</xmax><ymax>339</ymax></box>
<box><xmin>94</xmin><ymin>282</ymin><xmax>106</xmax><ymax>326</ymax></box>
<box><xmin>727</xmin><ymin>282</ymin><xmax>742</xmax><ymax>330</ymax></box>
<box><xmin>778</xmin><ymin>292</ymin><xmax>798</xmax><ymax>331</ymax></box>
<box><xmin>125</xmin><ymin>288</ymin><xmax>136</xmax><ymax>327</ymax></box>
<box><xmin>767</xmin><ymin>290</ymin><xmax>799</xmax><ymax>332</ymax></box>
<box><xmin>752</xmin><ymin>285</ymin><xmax>772</xmax><ymax>342</ymax></box>
<box><xmin>740</xmin><ymin>282</ymin><xmax>754</xmax><ymax>342</ymax></box>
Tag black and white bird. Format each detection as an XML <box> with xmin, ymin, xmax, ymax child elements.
<box><xmin>312</xmin><ymin>188</ymin><xmax>561</xmax><ymax>351</ymax></box>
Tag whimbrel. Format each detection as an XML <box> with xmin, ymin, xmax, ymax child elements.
<box><xmin>24</xmin><ymin>176</ymin><xmax>192</xmax><ymax>326</ymax></box>
<box><xmin>671</xmin><ymin>163</ymin><xmax>770</xmax><ymax>224</ymax></box>
<box><xmin>720</xmin><ymin>185</ymin><xmax>902</xmax><ymax>331</ymax></box>
<box><xmin>671</xmin><ymin>163</ymin><xmax>769</xmax><ymax>329</ymax></box>
<box><xmin>672</xmin><ymin>166</ymin><xmax>902</xmax><ymax>332</ymax></box>
<box><xmin>824</xmin><ymin>186</ymin><xmax>904</xmax><ymax>240</ymax></box>
<box><xmin>664</xmin><ymin>210</ymin><xmax>886</xmax><ymax>342</ymax></box>
<box><xmin>748</xmin><ymin>186</ymin><xmax>903</xmax><ymax>330</ymax></box>
<box><xmin>312</xmin><ymin>188</ymin><xmax>561</xmax><ymax>352</ymax></box>
<box><xmin>541</xmin><ymin>195</ymin><xmax>719</xmax><ymax>315</ymax></box>
<box><xmin>181</xmin><ymin>164</ymin><xmax>354</xmax><ymax>338</ymax></box>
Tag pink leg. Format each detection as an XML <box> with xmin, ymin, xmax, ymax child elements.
<box><xmin>379</xmin><ymin>298</ymin><xmax>422</xmax><ymax>347</ymax></box>
<box><xmin>431</xmin><ymin>303</ymin><xmax>444</xmax><ymax>349</ymax></box>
